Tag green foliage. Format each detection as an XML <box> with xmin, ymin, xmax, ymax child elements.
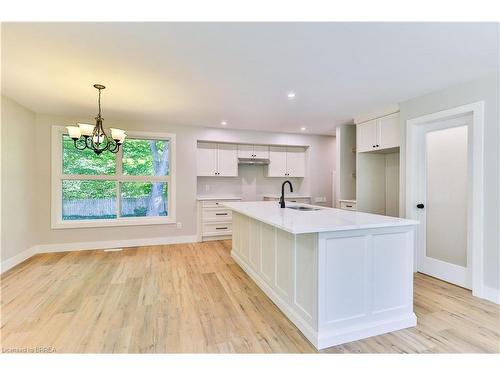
<box><xmin>123</xmin><ymin>139</ymin><xmax>169</xmax><ymax>176</ymax></box>
<box><xmin>62</xmin><ymin>136</ymin><xmax>170</xmax><ymax>199</ymax></box>
<box><xmin>62</xmin><ymin>180</ymin><xmax>116</xmax><ymax>199</ymax></box>
<box><xmin>63</xmin><ymin>136</ymin><xmax>115</xmax><ymax>175</ymax></box>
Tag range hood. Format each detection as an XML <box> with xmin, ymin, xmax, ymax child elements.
<box><xmin>238</xmin><ymin>157</ymin><xmax>270</xmax><ymax>165</ymax></box>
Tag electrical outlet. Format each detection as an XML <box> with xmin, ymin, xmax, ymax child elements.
<box><xmin>176</xmin><ymin>222</ymin><xmax>182</xmax><ymax>229</ymax></box>
<box><xmin>314</xmin><ymin>197</ymin><xmax>327</xmax><ymax>203</ymax></box>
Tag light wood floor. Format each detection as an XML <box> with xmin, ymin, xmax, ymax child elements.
<box><xmin>1</xmin><ymin>240</ymin><xmax>499</xmax><ymax>353</ymax></box>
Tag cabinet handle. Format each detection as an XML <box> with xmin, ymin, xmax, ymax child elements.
<box><xmin>376</xmin><ymin>144</ymin><xmax>379</xmax><ymax>147</ymax></box>
<box><xmin>372</xmin><ymin>145</ymin><xmax>376</xmax><ymax>148</ymax></box>
<box><xmin>215</xmin><ymin>213</ymin><xmax>228</xmax><ymax>216</ymax></box>
<box><xmin>215</xmin><ymin>202</ymin><xmax>219</xmax><ymax>205</ymax></box>
<box><xmin>216</xmin><ymin>227</ymin><xmax>228</xmax><ymax>230</ymax></box>
<box><xmin>346</xmin><ymin>205</ymin><xmax>352</xmax><ymax>208</ymax></box>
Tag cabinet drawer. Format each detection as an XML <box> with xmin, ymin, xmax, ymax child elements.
<box><xmin>202</xmin><ymin>208</ymin><xmax>232</xmax><ymax>222</ymax></box>
<box><xmin>340</xmin><ymin>201</ymin><xmax>357</xmax><ymax>211</ymax></box>
<box><xmin>202</xmin><ymin>222</ymin><xmax>232</xmax><ymax>236</ymax></box>
<box><xmin>202</xmin><ymin>199</ymin><xmax>239</xmax><ymax>208</ymax></box>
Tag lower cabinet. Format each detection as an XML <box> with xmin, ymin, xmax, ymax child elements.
<box><xmin>197</xmin><ymin>198</ymin><xmax>241</xmax><ymax>241</ymax></box>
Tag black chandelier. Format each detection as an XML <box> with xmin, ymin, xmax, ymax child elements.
<box><xmin>66</xmin><ymin>84</ymin><xmax>126</xmax><ymax>155</ymax></box>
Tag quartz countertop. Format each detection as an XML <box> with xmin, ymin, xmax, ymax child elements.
<box><xmin>222</xmin><ymin>201</ymin><xmax>418</xmax><ymax>234</ymax></box>
<box><xmin>196</xmin><ymin>196</ymin><xmax>242</xmax><ymax>201</ymax></box>
<box><xmin>262</xmin><ymin>194</ymin><xmax>312</xmax><ymax>199</ymax></box>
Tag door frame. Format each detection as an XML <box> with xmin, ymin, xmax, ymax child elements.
<box><xmin>406</xmin><ymin>101</ymin><xmax>484</xmax><ymax>298</ymax></box>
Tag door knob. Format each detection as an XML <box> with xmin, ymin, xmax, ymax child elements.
<box><xmin>416</xmin><ymin>203</ymin><xmax>425</xmax><ymax>209</ymax></box>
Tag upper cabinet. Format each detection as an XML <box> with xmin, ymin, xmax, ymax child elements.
<box><xmin>197</xmin><ymin>142</ymin><xmax>238</xmax><ymax>176</ymax></box>
<box><xmin>238</xmin><ymin>144</ymin><xmax>269</xmax><ymax>159</ymax></box>
<box><xmin>267</xmin><ymin>146</ymin><xmax>306</xmax><ymax>177</ymax></box>
<box><xmin>356</xmin><ymin>113</ymin><xmax>400</xmax><ymax>152</ymax></box>
<box><xmin>197</xmin><ymin>142</ymin><xmax>306</xmax><ymax>178</ymax></box>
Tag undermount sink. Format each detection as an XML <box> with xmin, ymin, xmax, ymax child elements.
<box><xmin>287</xmin><ymin>206</ymin><xmax>322</xmax><ymax>211</ymax></box>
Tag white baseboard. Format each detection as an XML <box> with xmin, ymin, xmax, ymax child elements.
<box><xmin>1</xmin><ymin>246</ymin><xmax>38</xmax><ymax>273</ymax></box>
<box><xmin>1</xmin><ymin>235</ymin><xmax>198</xmax><ymax>274</ymax></box>
<box><xmin>481</xmin><ymin>285</ymin><xmax>500</xmax><ymax>305</ymax></box>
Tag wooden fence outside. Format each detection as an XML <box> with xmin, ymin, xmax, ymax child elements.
<box><xmin>62</xmin><ymin>197</ymin><xmax>165</xmax><ymax>216</ymax></box>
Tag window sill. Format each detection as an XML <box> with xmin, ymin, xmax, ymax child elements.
<box><xmin>51</xmin><ymin>216</ymin><xmax>177</xmax><ymax>229</ymax></box>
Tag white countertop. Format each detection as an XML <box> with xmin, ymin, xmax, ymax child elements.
<box><xmin>339</xmin><ymin>199</ymin><xmax>357</xmax><ymax>203</ymax></box>
<box><xmin>222</xmin><ymin>201</ymin><xmax>418</xmax><ymax>234</ymax></box>
<box><xmin>262</xmin><ymin>194</ymin><xmax>312</xmax><ymax>199</ymax></box>
<box><xmin>196</xmin><ymin>196</ymin><xmax>242</xmax><ymax>201</ymax></box>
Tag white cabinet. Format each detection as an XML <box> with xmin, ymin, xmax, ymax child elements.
<box><xmin>217</xmin><ymin>143</ymin><xmax>238</xmax><ymax>176</ymax></box>
<box><xmin>357</xmin><ymin>119</ymin><xmax>378</xmax><ymax>153</ymax></box>
<box><xmin>238</xmin><ymin>144</ymin><xmax>269</xmax><ymax>159</ymax></box>
<box><xmin>197</xmin><ymin>198</ymin><xmax>241</xmax><ymax>241</ymax></box>
<box><xmin>285</xmin><ymin>147</ymin><xmax>306</xmax><ymax>177</ymax></box>
<box><xmin>197</xmin><ymin>142</ymin><xmax>238</xmax><ymax>176</ymax></box>
<box><xmin>267</xmin><ymin>146</ymin><xmax>306</xmax><ymax>177</ymax></box>
<box><xmin>238</xmin><ymin>144</ymin><xmax>254</xmax><ymax>158</ymax></box>
<box><xmin>356</xmin><ymin>113</ymin><xmax>400</xmax><ymax>152</ymax></box>
<box><xmin>378</xmin><ymin>113</ymin><xmax>400</xmax><ymax>149</ymax></box>
<box><xmin>197</xmin><ymin>142</ymin><xmax>217</xmax><ymax>176</ymax></box>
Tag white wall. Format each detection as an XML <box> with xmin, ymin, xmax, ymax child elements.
<box><xmin>1</xmin><ymin>97</ymin><xmax>38</xmax><ymax>261</ymax></box>
<box><xmin>399</xmin><ymin>70</ymin><xmax>500</xmax><ymax>291</ymax></box>
<box><xmin>31</xmin><ymin>113</ymin><xmax>335</xmax><ymax>250</ymax></box>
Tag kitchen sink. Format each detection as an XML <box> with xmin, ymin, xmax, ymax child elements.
<box><xmin>287</xmin><ymin>206</ymin><xmax>322</xmax><ymax>211</ymax></box>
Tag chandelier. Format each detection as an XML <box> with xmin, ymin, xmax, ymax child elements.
<box><xmin>66</xmin><ymin>84</ymin><xmax>126</xmax><ymax>155</ymax></box>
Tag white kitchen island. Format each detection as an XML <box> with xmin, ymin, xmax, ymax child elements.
<box><xmin>223</xmin><ymin>201</ymin><xmax>419</xmax><ymax>350</ymax></box>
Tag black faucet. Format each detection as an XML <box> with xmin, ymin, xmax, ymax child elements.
<box><xmin>279</xmin><ymin>180</ymin><xmax>293</xmax><ymax>208</ymax></box>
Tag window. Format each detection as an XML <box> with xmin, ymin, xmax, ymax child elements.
<box><xmin>52</xmin><ymin>127</ymin><xmax>176</xmax><ymax>228</ymax></box>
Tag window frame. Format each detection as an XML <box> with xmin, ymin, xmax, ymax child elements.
<box><xmin>51</xmin><ymin>126</ymin><xmax>176</xmax><ymax>229</ymax></box>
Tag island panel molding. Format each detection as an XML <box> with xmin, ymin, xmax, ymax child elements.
<box><xmin>226</xmin><ymin>202</ymin><xmax>417</xmax><ymax>350</ymax></box>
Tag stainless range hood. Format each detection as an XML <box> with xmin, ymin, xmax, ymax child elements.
<box><xmin>238</xmin><ymin>157</ymin><xmax>270</xmax><ymax>165</ymax></box>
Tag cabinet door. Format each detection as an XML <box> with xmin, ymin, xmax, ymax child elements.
<box><xmin>378</xmin><ymin>113</ymin><xmax>400</xmax><ymax>149</ymax></box>
<box><xmin>238</xmin><ymin>144</ymin><xmax>254</xmax><ymax>158</ymax></box>
<box><xmin>357</xmin><ymin>120</ymin><xmax>378</xmax><ymax>152</ymax></box>
<box><xmin>286</xmin><ymin>147</ymin><xmax>305</xmax><ymax>177</ymax></box>
<box><xmin>197</xmin><ymin>142</ymin><xmax>217</xmax><ymax>176</ymax></box>
<box><xmin>267</xmin><ymin>146</ymin><xmax>287</xmax><ymax>177</ymax></box>
<box><xmin>217</xmin><ymin>143</ymin><xmax>238</xmax><ymax>176</ymax></box>
<box><xmin>253</xmin><ymin>145</ymin><xmax>269</xmax><ymax>159</ymax></box>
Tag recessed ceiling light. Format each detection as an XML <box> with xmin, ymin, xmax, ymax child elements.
<box><xmin>287</xmin><ymin>92</ymin><xmax>296</xmax><ymax>99</ymax></box>
<box><xmin>300</xmin><ymin>127</ymin><xmax>307</xmax><ymax>131</ymax></box>
<box><xmin>221</xmin><ymin>121</ymin><xmax>227</xmax><ymax>126</ymax></box>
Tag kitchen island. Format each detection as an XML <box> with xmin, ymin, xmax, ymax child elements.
<box><xmin>222</xmin><ymin>201</ymin><xmax>419</xmax><ymax>350</ymax></box>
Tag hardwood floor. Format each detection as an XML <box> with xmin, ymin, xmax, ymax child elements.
<box><xmin>1</xmin><ymin>240</ymin><xmax>499</xmax><ymax>353</ymax></box>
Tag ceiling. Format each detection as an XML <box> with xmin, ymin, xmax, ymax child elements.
<box><xmin>1</xmin><ymin>22</ymin><xmax>498</xmax><ymax>135</ymax></box>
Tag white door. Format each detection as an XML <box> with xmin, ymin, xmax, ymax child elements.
<box><xmin>253</xmin><ymin>145</ymin><xmax>269</xmax><ymax>159</ymax></box>
<box><xmin>357</xmin><ymin>119</ymin><xmax>378</xmax><ymax>152</ymax></box>
<box><xmin>415</xmin><ymin>115</ymin><xmax>472</xmax><ymax>289</ymax></box>
<box><xmin>378</xmin><ymin>113</ymin><xmax>400</xmax><ymax>149</ymax></box>
<box><xmin>197</xmin><ymin>142</ymin><xmax>217</xmax><ymax>176</ymax></box>
<box><xmin>267</xmin><ymin>146</ymin><xmax>287</xmax><ymax>177</ymax></box>
<box><xmin>238</xmin><ymin>144</ymin><xmax>254</xmax><ymax>158</ymax></box>
<box><xmin>217</xmin><ymin>143</ymin><xmax>238</xmax><ymax>176</ymax></box>
<box><xmin>286</xmin><ymin>147</ymin><xmax>305</xmax><ymax>177</ymax></box>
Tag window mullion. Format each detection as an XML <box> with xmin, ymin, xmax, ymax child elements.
<box><xmin>116</xmin><ymin>143</ymin><xmax>123</xmax><ymax>218</ymax></box>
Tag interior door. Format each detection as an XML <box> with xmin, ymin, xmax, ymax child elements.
<box><xmin>415</xmin><ymin>115</ymin><xmax>472</xmax><ymax>288</ymax></box>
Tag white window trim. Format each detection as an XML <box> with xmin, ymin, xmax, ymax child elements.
<box><xmin>51</xmin><ymin>126</ymin><xmax>177</xmax><ymax>229</ymax></box>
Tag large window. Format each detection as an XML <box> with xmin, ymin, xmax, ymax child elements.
<box><xmin>52</xmin><ymin>127</ymin><xmax>176</xmax><ymax>228</ymax></box>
